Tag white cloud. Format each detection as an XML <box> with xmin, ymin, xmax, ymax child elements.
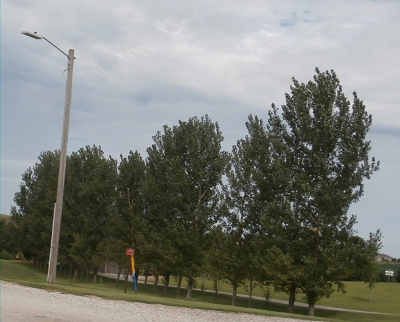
<box><xmin>2</xmin><ymin>0</ymin><xmax>400</xmax><ymax>256</ymax></box>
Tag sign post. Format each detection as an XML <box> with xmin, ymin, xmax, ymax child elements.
<box><xmin>126</xmin><ymin>248</ymin><xmax>138</xmax><ymax>293</ymax></box>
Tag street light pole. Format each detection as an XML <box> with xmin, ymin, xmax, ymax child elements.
<box><xmin>385</xmin><ymin>269</ymin><xmax>394</xmax><ymax>283</ymax></box>
<box><xmin>21</xmin><ymin>31</ymin><xmax>74</xmax><ymax>283</ymax></box>
<box><xmin>48</xmin><ymin>48</ymin><xmax>74</xmax><ymax>283</ymax></box>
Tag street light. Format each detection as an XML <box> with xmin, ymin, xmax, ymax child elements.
<box><xmin>385</xmin><ymin>269</ymin><xmax>394</xmax><ymax>283</ymax></box>
<box><xmin>22</xmin><ymin>31</ymin><xmax>75</xmax><ymax>283</ymax></box>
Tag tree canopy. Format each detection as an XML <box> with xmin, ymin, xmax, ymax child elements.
<box><xmin>7</xmin><ymin>69</ymin><xmax>382</xmax><ymax>316</ymax></box>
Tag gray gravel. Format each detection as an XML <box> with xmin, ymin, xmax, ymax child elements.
<box><xmin>1</xmin><ymin>281</ymin><xmax>321</xmax><ymax>322</ymax></box>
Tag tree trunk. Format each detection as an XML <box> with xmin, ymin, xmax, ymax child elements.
<box><xmin>93</xmin><ymin>267</ymin><xmax>98</xmax><ymax>283</ymax></box>
<box><xmin>69</xmin><ymin>264</ymin><xmax>74</xmax><ymax>278</ymax></box>
<box><xmin>249</xmin><ymin>276</ymin><xmax>254</xmax><ymax>308</ymax></box>
<box><xmin>163</xmin><ymin>272</ymin><xmax>170</xmax><ymax>294</ymax></box>
<box><xmin>186</xmin><ymin>274</ymin><xmax>194</xmax><ymax>299</ymax></box>
<box><xmin>248</xmin><ymin>276</ymin><xmax>254</xmax><ymax>308</ymax></box>
<box><xmin>176</xmin><ymin>274</ymin><xmax>182</xmax><ymax>297</ymax></box>
<box><xmin>144</xmin><ymin>275</ymin><xmax>148</xmax><ymax>290</ymax></box>
<box><xmin>186</xmin><ymin>285</ymin><xmax>192</xmax><ymax>299</ymax></box>
<box><xmin>56</xmin><ymin>262</ymin><xmax>61</xmax><ymax>276</ymax></box>
<box><xmin>117</xmin><ymin>266</ymin><xmax>122</xmax><ymax>285</ymax></box>
<box><xmin>213</xmin><ymin>277</ymin><xmax>219</xmax><ymax>303</ymax></box>
<box><xmin>153</xmin><ymin>274</ymin><xmax>159</xmax><ymax>292</ymax></box>
<box><xmin>231</xmin><ymin>284</ymin><xmax>237</xmax><ymax>306</ymax></box>
<box><xmin>308</xmin><ymin>303</ymin><xmax>315</xmax><ymax>316</ymax></box>
<box><xmin>73</xmin><ymin>267</ymin><xmax>78</xmax><ymax>280</ymax></box>
<box><xmin>288</xmin><ymin>284</ymin><xmax>296</xmax><ymax>313</ymax></box>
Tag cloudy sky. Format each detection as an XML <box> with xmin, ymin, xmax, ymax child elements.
<box><xmin>2</xmin><ymin>0</ymin><xmax>399</xmax><ymax>258</ymax></box>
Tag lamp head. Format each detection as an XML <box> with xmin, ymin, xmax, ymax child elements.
<box><xmin>21</xmin><ymin>31</ymin><xmax>43</xmax><ymax>39</ymax></box>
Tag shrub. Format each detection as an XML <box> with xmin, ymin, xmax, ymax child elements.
<box><xmin>17</xmin><ymin>251</ymin><xmax>25</xmax><ymax>260</ymax></box>
<box><xmin>0</xmin><ymin>250</ymin><xmax>13</xmax><ymax>260</ymax></box>
<box><xmin>395</xmin><ymin>268</ymin><xmax>400</xmax><ymax>283</ymax></box>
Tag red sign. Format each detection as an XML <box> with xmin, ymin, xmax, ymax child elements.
<box><xmin>126</xmin><ymin>248</ymin><xmax>134</xmax><ymax>256</ymax></box>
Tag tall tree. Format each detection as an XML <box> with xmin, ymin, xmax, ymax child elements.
<box><xmin>222</xmin><ymin>123</ymin><xmax>271</xmax><ymax>306</ymax></box>
<box><xmin>65</xmin><ymin>145</ymin><xmax>118</xmax><ymax>281</ymax></box>
<box><xmin>229</xmin><ymin>115</ymin><xmax>297</xmax><ymax>311</ymax></box>
<box><xmin>116</xmin><ymin>151</ymin><xmax>146</xmax><ymax>246</ymax></box>
<box><xmin>345</xmin><ymin>231</ymin><xmax>382</xmax><ymax>301</ymax></box>
<box><xmin>10</xmin><ymin>150</ymin><xmax>60</xmax><ymax>266</ymax></box>
<box><xmin>146</xmin><ymin>115</ymin><xmax>228</xmax><ymax>298</ymax></box>
<box><xmin>0</xmin><ymin>216</ymin><xmax>19</xmax><ymax>257</ymax></box>
<box><xmin>263</xmin><ymin>68</ymin><xmax>380</xmax><ymax>316</ymax></box>
<box><xmin>114</xmin><ymin>151</ymin><xmax>147</xmax><ymax>274</ymax></box>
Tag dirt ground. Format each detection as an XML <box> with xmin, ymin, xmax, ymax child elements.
<box><xmin>1</xmin><ymin>281</ymin><xmax>319</xmax><ymax>322</ymax></box>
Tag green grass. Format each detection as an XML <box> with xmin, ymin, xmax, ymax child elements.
<box><xmin>169</xmin><ymin>274</ymin><xmax>400</xmax><ymax>315</ymax></box>
<box><xmin>1</xmin><ymin>260</ymin><xmax>400</xmax><ymax>322</ymax></box>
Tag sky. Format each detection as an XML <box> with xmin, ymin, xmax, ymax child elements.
<box><xmin>2</xmin><ymin>0</ymin><xmax>399</xmax><ymax>258</ymax></box>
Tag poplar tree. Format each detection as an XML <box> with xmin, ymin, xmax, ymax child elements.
<box><xmin>11</xmin><ymin>150</ymin><xmax>60</xmax><ymax>266</ymax></box>
<box><xmin>66</xmin><ymin>145</ymin><xmax>118</xmax><ymax>281</ymax></box>
<box><xmin>264</xmin><ymin>68</ymin><xmax>380</xmax><ymax>316</ymax></box>
<box><xmin>146</xmin><ymin>115</ymin><xmax>228</xmax><ymax>298</ymax></box>
<box><xmin>222</xmin><ymin>118</ymin><xmax>272</xmax><ymax>306</ymax></box>
<box><xmin>114</xmin><ymin>151</ymin><xmax>146</xmax><ymax>274</ymax></box>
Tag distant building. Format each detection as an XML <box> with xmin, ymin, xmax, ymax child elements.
<box><xmin>376</xmin><ymin>253</ymin><xmax>393</xmax><ymax>261</ymax></box>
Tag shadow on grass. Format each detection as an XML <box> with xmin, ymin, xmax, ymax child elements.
<box><xmin>351</xmin><ymin>296</ymin><xmax>370</xmax><ymax>303</ymax></box>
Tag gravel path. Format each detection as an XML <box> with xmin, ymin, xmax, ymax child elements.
<box><xmin>1</xmin><ymin>281</ymin><xmax>321</xmax><ymax>322</ymax></box>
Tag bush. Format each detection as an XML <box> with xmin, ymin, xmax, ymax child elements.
<box><xmin>395</xmin><ymin>268</ymin><xmax>400</xmax><ymax>283</ymax></box>
<box><xmin>378</xmin><ymin>271</ymin><xmax>387</xmax><ymax>282</ymax></box>
<box><xmin>16</xmin><ymin>251</ymin><xmax>25</xmax><ymax>260</ymax></box>
<box><xmin>0</xmin><ymin>250</ymin><xmax>13</xmax><ymax>260</ymax></box>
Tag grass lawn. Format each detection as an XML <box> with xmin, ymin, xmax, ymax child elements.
<box><xmin>191</xmin><ymin>276</ymin><xmax>400</xmax><ymax>314</ymax></box>
<box><xmin>1</xmin><ymin>260</ymin><xmax>399</xmax><ymax>322</ymax></box>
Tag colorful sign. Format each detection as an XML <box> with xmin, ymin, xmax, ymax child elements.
<box><xmin>126</xmin><ymin>248</ymin><xmax>138</xmax><ymax>293</ymax></box>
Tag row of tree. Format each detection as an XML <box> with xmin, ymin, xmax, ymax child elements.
<box><xmin>3</xmin><ymin>69</ymin><xmax>382</xmax><ymax>316</ymax></box>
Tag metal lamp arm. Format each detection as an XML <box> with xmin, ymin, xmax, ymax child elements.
<box><xmin>42</xmin><ymin>37</ymin><xmax>70</xmax><ymax>58</ymax></box>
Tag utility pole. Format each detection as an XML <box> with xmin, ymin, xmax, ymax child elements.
<box><xmin>22</xmin><ymin>31</ymin><xmax>75</xmax><ymax>283</ymax></box>
<box><xmin>47</xmin><ymin>48</ymin><xmax>74</xmax><ymax>283</ymax></box>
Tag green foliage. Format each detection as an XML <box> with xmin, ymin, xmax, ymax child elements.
<box><xmin>65</xmin><ymin>145</ymin><xmax>118</xmax><ymax>276</ymax></box>
<box><xmin>145</xmin><ymin>115</ymin><xmax>228</xmax><ymax>298</ymax></box>
<box><xmin>1</xmin><ymin>250</ymin><xmax>13</xmax><ymax>260</ymax></box>
<box><xmin>275</xmin><ymin>69</ymin><xmax>379</xmax><ymax>311</ymax></box>
<box><xmin>344</xmin><ymin>232</ymin><xmax>382</xmax><ymax>290</ymax></box>
<box><xmin>116</xmin><ymin>151</ymin><xmax>146</xmax><ymax>245</ymax></box>
<box><xmin>17</xmin><ymin>251</ymin><xmax>26</xmax><ymax>260</ymax></box>
<box><xmin>224</xmin><ymin>68</ymin><xmax>381</xmax><ymax>316</ymax></box>
<box><xmin>115</xmin><ymin>150</ymin><xmax>146</xmax><ymax>270</ymax></box>
<box><xmin>7</xmin><ymin>69</ymin><xmax>383</xmax><ymax>313</ymax></box>
<box><xmin>395</xmin><ymin>268</ymin><xmax>400</xmax><ymax>282</ymax></box>
<box><xmin>10</xmin><ymin>150</ymin><xmax>60</xmax><ymax>262</ymax></box>
<box><xmin>0</xmin><ymin>217</ymin><xmax>18</xmax><ymax>255</ymax></box>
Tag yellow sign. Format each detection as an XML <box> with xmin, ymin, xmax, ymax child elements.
<box><xmin>130</xmin><ymin>255</ymin><xmax>135</xmax><ymax>274</ymax></box>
